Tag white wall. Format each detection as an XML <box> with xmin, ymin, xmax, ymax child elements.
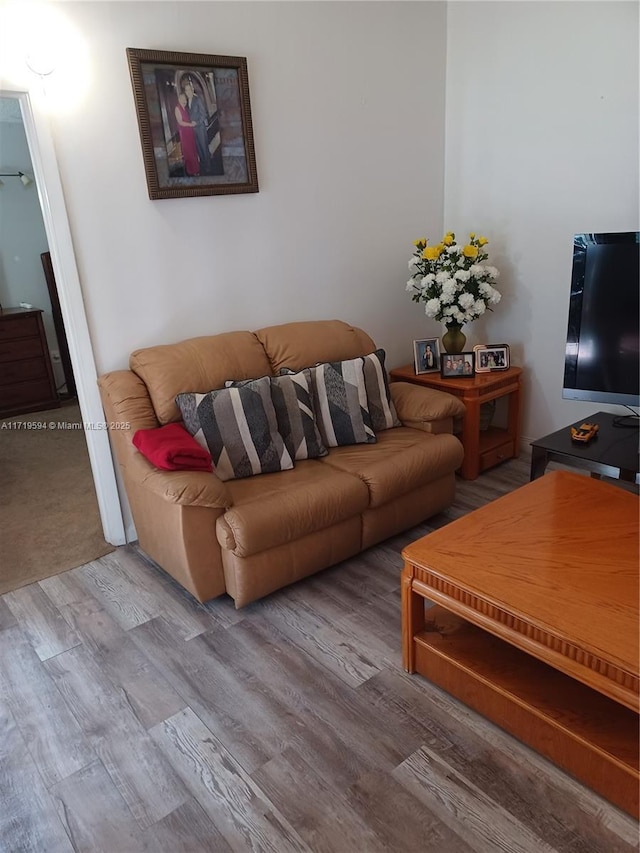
<box><xmin>444</xmin><ymin>1</ymin><xmax>639</xmax><ymax>441</ymax></box>
<box><xmin>0</xmin><ymin>113</ymin><xmax>61</xmax><ymax>369</ymax></box>
<box><xmin>41</xmin><ymin>1</ymin><xmax>447</xmax><ymax>375</ymax></box>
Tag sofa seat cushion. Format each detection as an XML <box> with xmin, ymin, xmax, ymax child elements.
<box><xmin>319</xmin><ymin>427</ymin><xmax>464</xmax><ymax>508</ymax></box>
<box><xmin>216</xmin><ymin>461</ymin><xmax>369</xmax><ymax>557</ymax></box>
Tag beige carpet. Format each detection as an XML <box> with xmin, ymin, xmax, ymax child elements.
<box><xmin>0</xmin><ymin>403</ymin><xmax>114</xmax><ymax>595</ymax></box>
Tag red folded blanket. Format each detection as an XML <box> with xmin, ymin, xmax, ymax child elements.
<box><xmin>133</xmin><ymin>423</ymin><xmax>212</xmax><ymax>472</ymax></box>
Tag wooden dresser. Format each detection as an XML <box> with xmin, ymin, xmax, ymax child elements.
<box><xmin>0</xmin><ymin>307</ymin><xmax>60</xmax><ymax>417</ymax></box>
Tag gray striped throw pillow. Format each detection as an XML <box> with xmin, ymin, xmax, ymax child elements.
<box><xmin>362</xmin><ymin>349</ymin><xmax>401</xmax><ymax>431</ymax></box>
<box><xmin>225</xmin><ymin>370</ymin><xmax>328</xmax><ymax>461</ymax></box>
<box><xmin>283</xmin><ymin>357</ymin><xmax>376</xmax><ymax>447</ymax></box>
<box><xmin>176</xmin><ymin>377</ymin><xmax>293</xmax><ymax>481</ymax></box>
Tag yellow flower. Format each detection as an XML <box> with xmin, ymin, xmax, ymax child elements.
<box><xmin>423</xmin><ymin>246</ymin><xmax>441</xmax><ymax>260</ymax></box>
<box><xmin>463</xmin><ymin>244</ymin><xmax>479</xmax><ymax>258</ymax></box>
<box><xmin>413</xmin><ymin>238</ymin><xmax>426</xmax><ymax>248</ymax></box>
<box><xmin>442</xmin><ymin>234</ymin><xmax>454</xmax><ymax>246</ymax></box>
<box><xmin>478</xmin><ymin>236</ymin><xmax>488</xmax><ymax>246</ymax></box>
<box><xmin>469</xmin><ymin>232</ymin><xmax>476</xmax><ymax>239</ymax></box>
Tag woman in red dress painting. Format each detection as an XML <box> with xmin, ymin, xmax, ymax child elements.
<box><xmin>174</xmin><ymin>93</ymin><xmax>200</xmax><ymax>177</ymax></box>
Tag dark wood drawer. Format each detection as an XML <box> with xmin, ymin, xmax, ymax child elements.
<box><xmin>0</xmin><ymin>308</ymin><xmax>58</xmax><ymax>416</ymax></box>
<box><xmin>0</xmin><ymin>357</ymin><xmax>49</xmax><ymax>386</ymax></box>
<box><xmin>0</xmin><ymin>337</ymin><xmax>45</xmax><ymax>363</ymax></box>
<box><xmin>0</xmin><ymin>379</ymin><xmax>58</xmax><ymax>412</ymax></box>
<box><xmin>480</xmin><ymin>439</ymin><xmax>514</xmax><ymax>472</ymax></box>
<box><xmin>0</xmin><ymin>315</ymin><xmax>40</xmax><ymax>341</ymax></box>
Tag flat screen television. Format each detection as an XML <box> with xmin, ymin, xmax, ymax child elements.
<box><xmin>563</xmin><ymin>232</ymin><xmax>640</xmax><ymax>407</ymax></box>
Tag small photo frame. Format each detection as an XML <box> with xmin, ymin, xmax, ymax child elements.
<box><xmin>473</xmin><ymin>344</ymin><xmax>510</xmax><ymax>372</ymax></box>
<box><xmin>441</xmin><ymin>352</ymin><xmax>475</xmax><ymax>378</ymax></box>
<box><xmin>413</xmin><ymin>338</ymin><xmax>441</xmax><ymax>374</ymax></box>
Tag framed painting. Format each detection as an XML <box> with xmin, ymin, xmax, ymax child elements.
<box><xmin>126</xmin><ymin>48</ymin><xmax>259</xmax><ymax>199</ymax></box>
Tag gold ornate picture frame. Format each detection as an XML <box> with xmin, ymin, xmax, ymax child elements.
<box><xmin>127</xmin><ymin>48</ymin><xmax>259</xmax><ymax>200</ymax></box>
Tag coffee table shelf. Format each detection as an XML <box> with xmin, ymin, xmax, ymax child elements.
<box><xmin>414</xmin><ymin>606</ymin><xmax>639</xmax><ymax>817</ymax></box>
<box><xmin>401</xmin><ymin>471</ymin><xmax>639</xmax><ymax>817</ymax></box>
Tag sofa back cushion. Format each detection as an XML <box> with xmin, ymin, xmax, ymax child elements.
<box><xmin>130</xmin><ymin>332</ymin><xmax>273</xmax><ymax>425</ymax></box>
<box><xmin>255</xmin><ymin>320</ymin><xmax>376</xmax><ymax>374</ymax></box>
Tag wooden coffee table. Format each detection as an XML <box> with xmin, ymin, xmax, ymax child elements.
<box><xmin>401</xmin><ymin>471</ymin><xmax>639</xmax><ymax>816</ymax></box>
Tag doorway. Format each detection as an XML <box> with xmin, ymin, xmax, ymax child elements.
<box><xmin>0</xmin><ymin>89</ymin><xmax>125</xmax><ymax>551</ymax></box>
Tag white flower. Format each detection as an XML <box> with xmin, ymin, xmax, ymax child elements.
<box><xmin>405</xmin><ymin>231</ymin><xmax>500</xmax><ymax>324</ymax></box>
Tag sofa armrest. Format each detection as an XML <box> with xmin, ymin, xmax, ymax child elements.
<box><xmin>128</xmin><ymin>453</ymin><xmax>232</xmax><ymax>509</ymax></box>
<box><xmin>98</xmin><ymin>370</ymin><xmax>159</xmax><ymax>439</ymax></box>
<box><xmin>390</xmin><ymin>382</ymin><xmax>465</xmax><ymax>434</ymax></box>
<box><xmin>99</xmin><ymin>369</ymin><xmax>232</xmax><ymax>509</ymax></box>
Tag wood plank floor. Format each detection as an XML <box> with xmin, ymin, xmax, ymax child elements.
<box><xmin>1</xmin><ymin>458</ymin><xmax>638</xmax><ymax>852</ymax></box>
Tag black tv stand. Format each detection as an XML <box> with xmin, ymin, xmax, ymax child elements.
<box><xmin>530</xmin><ymin>411</ymin><xmax>640</xmax><ymax>483</ymax></box>
<box><xmin>612</xmin><ymin>413</ymin><xmax>640</xmax><ymax>428</ymax></box>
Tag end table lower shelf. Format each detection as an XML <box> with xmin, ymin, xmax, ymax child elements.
<box><xmin>389</xmin><ymin>364</ymin><xmax>523</xmax><ymax>479</ymax></box>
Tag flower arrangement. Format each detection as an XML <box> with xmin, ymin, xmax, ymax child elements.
<box><xmin>406</xmin><ymin>231</ymin><xmax>501</xmax><ymax>326</ymax></box>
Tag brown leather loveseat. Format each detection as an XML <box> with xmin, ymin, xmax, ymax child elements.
<box><xmin>98</xmin><ymin>320</ymin><xmax>465</xmax><ymax>607</ymax></box>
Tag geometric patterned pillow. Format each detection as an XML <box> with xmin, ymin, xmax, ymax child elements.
<box><xmin>284</xmin><ymin>357</ymin><xmax>377</xmax><ymax>448</ymax></box>
<box><xmin>175</xmin><ymin>376</ymin><xmax>294</xmax><ymax>481</ymax></box>
<box><xmin>225</xmin><ymin>370</ymin><xmax>327</xmax><ymax>461</ymax></box>
<box><xmin>362</xmin><ymin>349</ymin><xmax>401</xmax><ymax>431</ymax></box>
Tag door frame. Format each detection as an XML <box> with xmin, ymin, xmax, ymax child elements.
<box><xmin>2</xmin><ymin>87</ymin><xmax>126</xmax><ymax>546</ymax></box>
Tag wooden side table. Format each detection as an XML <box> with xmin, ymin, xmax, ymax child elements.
<box><xmin>390</xmin><ymin>364</ymin><xmax>523</xmax><ymax>480</ymax></box>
